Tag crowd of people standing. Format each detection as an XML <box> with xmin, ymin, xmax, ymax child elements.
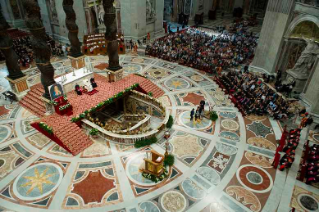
<box><xmin>146</xmin><ymin>20</ymin><xmax>258</xmax><ymax>74</ymax></box>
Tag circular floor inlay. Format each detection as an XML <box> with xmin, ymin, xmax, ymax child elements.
<box><xmin>179</xmin><ymin>111</ymin><xmax>212</xmax><ymax>130</ymax></box>
<box><xmin>190</xmin><ymin>75</ymin><xmax>204</xmax><ymax>82</ymax></box>
<box><xmin>246</xmin><ymin>171</ymin><xmax>263</xmax><ymax>185</ymax></box>
<box><xmin>161</xmin><ymin>190</ymin><xmax>187</xmax><ymax>212</ymax></box>
<box><xmin>221</xmin><ymin>119</ymin><xmax>239</xmax><ymax>131</ymax></box>
<box><xmin>122</xmin><ymin>64</ymin><xmax>142</xmax><ymax>74</ymax></box>
<box><xmin>298</xmin><ymin>194</ymin><xmax>319</xmax><ymax>211</ymax></box>
<box><xmin>236</xmin><ymin>165</ymin><xmax>273</xmax><ymax>193</ymax></box>
<box><xmin>13</xmin><ymin>163</ymin><xmax>63</xmax><ymax>201</ymax></box>
<box><xmin>165</xmin><ymin>78</ymin><xmax>190</xmax><ymax>90</ymax></box>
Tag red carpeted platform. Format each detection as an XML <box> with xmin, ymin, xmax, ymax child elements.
<box><xmin>20</xmin><ymin>73</ymin><xmax>164</xmax><ymax>155</ymax></box>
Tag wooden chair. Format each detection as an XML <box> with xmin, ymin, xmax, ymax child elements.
<box><xmin>141</xmin><ymin>150</ymin><xmax>164</xmax><ymax>176</ymax></box>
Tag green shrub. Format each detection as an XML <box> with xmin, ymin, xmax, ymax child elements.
<box><xmin>39</xmin><ymin>122</ymin><xmax>53</xmax><ymax>135</ymax></box>
<box><xmin>134</xmin><ymin>136</ymin><xmax>158</xmax><ymax>148</ymax></box>
<box><xmin>89</xmin><ymin>128</ymin><xmax>99</xmax><ymax>136</ymax></box>
<box><xmin>164</xmin><ymin>154</ymin><xmax>175</xmax><ymax>166</ymax></box>
<box><xmin>210</xmin><ymin>111</ymin><xmax>218</xmax><ymax>122</ymax></box>
<box><xmin>166</xmin><ymin>115</ymin><xmax>174</xmax><ymax>129</ymax></box>
<box><xmin>148</xmin><ymin>92</ymin><xmax>153</xmax><ymax>97</ymax></box>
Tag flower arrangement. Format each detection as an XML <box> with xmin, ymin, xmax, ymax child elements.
<box><xmin>71</xmin><ymin>83</ymin><xmax>139</xmax><ymax>122</ymax></box>
<box><xmin>59</xmin><ymin>103</ymin><xmax>71</xmax><ymax>111</ymax></box>
<box><xmin>142</xmin><ymin>167</ymin><xmax>169</xmax><ymax>183</ymax></box>
<box><xmin>63</xmin><ymin>95</ymin><xmax>68</xmax><ymax>101</ymax></box>
<box><xmin>164</xmin><ymin>154</ymin><xmax>175</xmax><ymax>166</ymax></box>
<box><xmin>38</xmin><ymin>122</ymin><xmax>53</xmax><ymax>135</ymax></box>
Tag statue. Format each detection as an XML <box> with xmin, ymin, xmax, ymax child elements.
<box><xmin>146</xmin><ymin>0</ymin><xmax>156</xmax><ymax>21</ymax></box>
<box><xmin>0</xmin><ymin>4</ymin><xmax>24</xmax><ymax>80</ymax></box>
<box><xmin>103</xmin><ymin>0</ymin><xmax>121</xmax><ymax>71</ymax></box>
<box><xmin>22</xmin><ymin>0</ymin><xmax>56</xmax><ymax>99</ymax></box>
<box><xmin>292</xmin><ymin>38</ymin><xmax>319</xmax><ymax>76</ymax></box>
<box><xmin>62</xmin><ymin>0</ymin><xmax>83</xmax><ymax>57</ymax></box>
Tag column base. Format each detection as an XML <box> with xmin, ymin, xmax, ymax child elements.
<box><xmin>105</xmin><ymin>68</ymin><xmax>124</xmax><ymax>83</ymax></box>
<box><xmin>5</xmin><ymin>75</ymin><xmax>30</xmax><ymax>100</ymax></box>
<box><xmin>40</xmin><ymin>96</ymin><xmax>54</xmax><ymax>116</ymax></box>
<box><xmin>68</xmin><ymin>55</ymin><xmax>86</xmax><ymax>70</ymax></box>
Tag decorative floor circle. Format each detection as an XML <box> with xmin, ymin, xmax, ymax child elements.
<box><xmin>148</xmin><ymin>68</ymin><xmax>169</xmax><ymax>79</ymax></box>
<box><xmin>179</xmin><ymin>111</ymin><xmax>212</xmax><ymax>130</ymax></box>
<box><xmin>196</xmin><ymin>167</ymin><xmax>220</xmax><ymax>185</ymax></box>
<box><xmin>126</xmin><ymin>152</ymin><xmax>161</xmax><ymax>186</ymax></box>
<box><xmin>160</xmin><ymin>190</ymin><xmax>187</xmax><ymax>212</ymax></box>
<box><xmin>0</xmin><ymin>125</ymin><xmax>11</xmax><ymax>143</ymax></box>
<box><xmin>123</xmin><ymin>64</ymin><xmax>143</xmax><ymax>74</ymax></box>
<box><xmin>297</xmin><ymin>194</ymin><xmax>319</xmax><ymax>211</ymax></box>
<box><xmin>13</xmin><ymin>163</ymin><xmax>63</xmax><ymax>201</ymax></box>
<box><xmin>246</xmin><ymin>115</ymin><xmax>267</xmax><ymax>122</ymax></box>
<box><xmin>221</xmin><ymin>119</ymin><xmax>239</xmax><ymax>131</ymax></box>
<box><xmin>236</xmin><ymin>165</ymin><xmax>273</xmax><ymax>193</ymax></box>
<box><xmin>190</xmin><ymin>75</ymin><xmax>204</xmax><ymax>82</ymax></box>
<box><xmin>247</xmin><ymin>137</ymin><xmax>276</xmax><ymax>151</ymax></box>
<box><xmin>181</xmin><ymin>179</ymin><xmax>205</xmax><ymax>200</ymax></box>
<box><xmin>165</xmin><ymin>78</ymin><xmax>190</xmax><ymax>90</ymax></box>
<box><xmin>246</xmin><ymin>171</ymin><xmax>263</xmax><ymax>185</ymax></box>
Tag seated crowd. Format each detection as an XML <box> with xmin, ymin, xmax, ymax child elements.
<box><xmin>146</xmin><ymin>20</ymin><xmax>258</xmax><ymax>73</ymax></box>
<box><xmin>217</xmin><ymin>69</ymin><xmax>290</xmax><ymax>119</ymax></box>
<box><xmin>8</xmin><ymin>34</ymin><xmax>65</xmax><ymax>68</ymax></box>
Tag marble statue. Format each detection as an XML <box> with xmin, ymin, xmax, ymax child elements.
<box><xmin>146</xmin><ymin>0</ymin><xmax>156</xmax><ymax>21</ymax></box>
<box><xmin>292</xmin><ymin>38</ymin><xmax>319</xmax><ymax>76</ymax></box>
<box><xmin>98</xmin><ymin>3</ymin><xmax>105</xmax><ymax>26</ymax></box>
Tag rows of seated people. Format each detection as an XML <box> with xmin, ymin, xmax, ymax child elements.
<box><xmin>146</xmin><ymin>20</ymin><xmax>258</xmax><ymax>74</ymax></box>
<box><xmin>216</xmin><ymin>69</ymin><xmax>290</xmax><ymax>120</ymax></box>
<box><xmin>305</xmin><ymin>144</ymin><xmax>319</xmax><ymax>185</ymax></box>
<box><xmin>7</xmin><ymin>34</ymin><xmax>65</xmax><ymax>68</ymax></box>
<box><xmin>279</xmin><ymin>128</ymin><xmax>301</xmax><ymax>171</ymax></box>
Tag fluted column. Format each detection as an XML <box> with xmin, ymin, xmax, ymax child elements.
<box><xmin>62</xmin><ymin>0</ymin><xmax>83</xmax><ymax>58</ymax></box>
<box><xmin>103</xmin><ymin>0</ymin><xmax>121</xmax><ymax>71</ymax></box>
<box><xmin>0</xmin><ymin>4</ymin><xmax>24</xmax><ymax>80</ymax></box>
<box><xmin>22</xmin><ymin>0</ymin><xmax>55</xmax><ymax>99</ymax></box>
<box><xmin>250</xmin><ymin>0</ymin><xmax>295</xmax><ymax>74</ymax></box>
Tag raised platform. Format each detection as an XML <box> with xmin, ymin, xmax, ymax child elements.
<box><xmin>21</xmin><ymin>73</ymin><xmax>165</xmax><ymax>155</ymax></box>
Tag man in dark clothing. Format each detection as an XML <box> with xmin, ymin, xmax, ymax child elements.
<box><xmin>190</xmin><ymin>108</ymin><xmax>195</xmax><ymax>121</ymax></box>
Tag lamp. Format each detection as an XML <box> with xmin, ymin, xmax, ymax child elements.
<box><xmin>164</xmin><ymin>130</ymin><xmax>170</xmax><ymax>157</ymax></box>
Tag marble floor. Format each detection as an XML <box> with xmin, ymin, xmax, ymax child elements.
<box><xmin>0</xmin><ymin>55</ymin><xmax>318</xmax><ymax>212</ymax></box>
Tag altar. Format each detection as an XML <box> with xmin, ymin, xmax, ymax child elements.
<box><xmin>55</xmin><ymin>67</ymin><xmax>94</xmax><ymax>93</ymax></box>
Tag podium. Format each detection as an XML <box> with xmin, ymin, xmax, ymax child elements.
<box><xmin>141</xmin><ymin>150</ymin><xmax>164</xmax><ymax>176</ymax></box>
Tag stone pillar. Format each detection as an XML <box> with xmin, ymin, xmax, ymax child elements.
<box><xmin>62</xmin><ymin>0</ymin><xmax>83</xmax><ymax>58</ymax></box>
<box><xmin>302</xmin><ymin>56</ymin><xmax>319</xmax><ymax>123</ymax></box>
<box><xmin>22</xmin><ymin>0</ymin><xmax>56</xmax><ymax>99</ymax></box>
<box><xmin>250</xmin><ymin>0</ymin><xmax>295</xmax><ymax>74</ymax></box>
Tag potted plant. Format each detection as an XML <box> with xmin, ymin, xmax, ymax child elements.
<box><xmin>210</xmin><ymin>111</ymin><xmax>218</xmax><ymax>122</ymax></box>
<box><xmin>166</xmin><ymin>115</ymin><xmax>174</xmax><ymax>129</ymax></box>
<box><xmin>89</xmin><ymin>128</ymin><xmax>99</xmax><ymax>138</ymax></box>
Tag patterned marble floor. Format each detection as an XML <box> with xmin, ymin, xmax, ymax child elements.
<box><xmin>0</xmin><ymin>55</ymin><xmax>317</xmax><ymax>212</ymax></box>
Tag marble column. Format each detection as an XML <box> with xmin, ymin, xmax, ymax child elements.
<box><xmin>250</xmin><ymin>0</ymin><xmax>295</xmax><ymax>74</ymax></box>
<box><xmin>22</xmin><ymin>0</ymin><xmax>56</xmax><ymax>99</ymax></box>
<box><xmin>302</xmin><ymin>56</ymin><xmax>319</xmax><ymax>122</ymax></box>
<box><xmin>0</xmin><ymin>4</ymin><xmax>25</xmax><ymax>80</ymax></box>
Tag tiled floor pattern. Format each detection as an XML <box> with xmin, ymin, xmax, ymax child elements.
<box><xmin>0</xmin><ymin>55</ymin><xmax>317</xmax><ymax>212</ymax></box>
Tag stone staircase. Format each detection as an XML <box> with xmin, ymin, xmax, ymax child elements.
<box><xmin>139</xmin><ymin>80</ymin><xmax>164</xmax><ymax>98</ymax></box>
<box><xmin>19</xmin><ymin>86</ymin><xmax>46</xmax><ymax>117</ymax></box>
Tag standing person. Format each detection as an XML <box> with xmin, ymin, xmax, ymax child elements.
<box><xmin>195</xmin><ymin>108</ymin><xmax>200</xmax><ymax>121</ymax></box>
<box><xmin>197</xmin><ymin>106</ymin><xmax>202</xmax><ymax>120</ymax></box>
<box><xmin>200</xmin><ymin>100</ymin><xmax>205</xmax><ymax>112</ymax></box>
<box><xmin>190</xmin><ymin>108</ymin><xmax>195</xmax><ymax>121</ymax></box>
<box><xmin>147</xmin><ymin>32</ymin><xmax>151</xmax><ymax>44</ymax></box>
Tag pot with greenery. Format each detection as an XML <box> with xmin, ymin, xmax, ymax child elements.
<box><xmin>89</xmin><ymin>128</ymin><xmax>99</xmax><ymax>138</ymax></box>
<box><xmin>210</xmin><ymin>111</ymin><xmax>218</xmax><ymax>122</ymax></box>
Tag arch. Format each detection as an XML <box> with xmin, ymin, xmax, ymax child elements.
<box><xmin>285</xmin><ymin>14</ymin><xmax>319</xmax><ymax>38</ymax></box>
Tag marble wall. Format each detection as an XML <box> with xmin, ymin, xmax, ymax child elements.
<box><xmin>121</xmin><ymin>0</ymin><xmax>164</xmax><ymax>39</ymax></box>
<box><xmin>1</xmin><ymin>0</ymin><xmax>25</xmax><ymax>29</ymax></box>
